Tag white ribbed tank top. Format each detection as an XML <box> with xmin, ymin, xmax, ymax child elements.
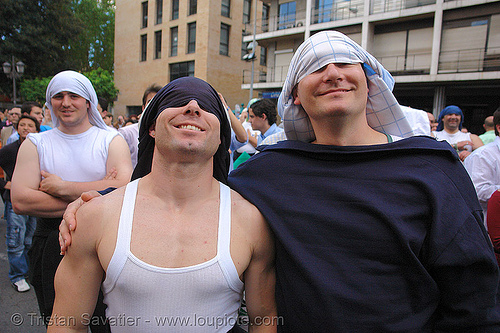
<box><xmin>102</xmin><ymin>179</ymin><xmax>244</xmax><ymax>332</ymax></box>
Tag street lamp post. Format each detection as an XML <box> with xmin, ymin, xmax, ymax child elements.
<box><xmin>2</xmin><ymin>56</ymin><xmax>25</xmax><ymax>105</ymax></box>
<box><xmin>242</xmin><ymin>0</ymin><xmax>258</xmax><ymax>104</ymax></box>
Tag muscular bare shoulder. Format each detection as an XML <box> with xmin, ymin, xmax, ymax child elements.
<box><xmin>72</xmin><ymin>186</ymin><xmax>127</xmax><ymax>267</ymax></box>
<box><xmin>230</xmin><ymin>189</ymin><xmax>274</xmax><ymax>270</ymax></box>
<box><xmin>230</xmin><ymin>189</ymin><xmax>268</xmax><ymax>236</ymax></box>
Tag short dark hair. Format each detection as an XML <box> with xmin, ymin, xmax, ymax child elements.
<box><xmin>15</xmin><ymin>114</ymin><xmax>40</xmax><ymax>133</ymax></box>
<box><xmin>142</xmin><ymin>84</ymin><xmax>162</xmax><ymax>107</ymax></box>
<box><xmin>21</xmin><ymin>101</ymin><xmax>42</xmax><ymax>115</ymax></box>
<box><xmin>250</xmin><ymin>99</ymin><xmax>277</xmax><ymax>125</ymax></box>
<box><xmin>98</xmin><ymin>97</ymin><xmax>109</xmax><ymax>112</ymax></box>
<box><xmin>494</xmin><ymin>108</ymin><xmax>500</xmax><ymax>136</ymax></box>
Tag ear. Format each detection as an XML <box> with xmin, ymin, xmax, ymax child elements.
<box><xmin>149</xmin><ymin>123</ymin><xmax>156</xmax><ymax>138</ymax></box>
<box><xmin>292</xmin><ymin>86</ymin><xmax>301</xmax><ymax>106</ymax></box>
<box><xmin>496</xmin><ymin>124</ymin><xmax>500</xmax><ymax>135</ymax></box>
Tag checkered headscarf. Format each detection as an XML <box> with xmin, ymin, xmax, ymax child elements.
<box><xmin>278</xmin><ymin>31</ymin><xmax>413</xmax><ymax>142</ymax></box>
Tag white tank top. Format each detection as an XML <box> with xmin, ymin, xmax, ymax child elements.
<box><xmin>28</xmin><ymin>126</ymin><xmax>118</xmax><ymax>182</ymax></box>
<box><xmin>433</xmin><ymin>130</ymin><xmax>471</xmax><ymax>146</ymax></box>
<box><xmin>102</xmin><ymin>179</ymin><xmax>244</xmax><ymax>332</ymax></box>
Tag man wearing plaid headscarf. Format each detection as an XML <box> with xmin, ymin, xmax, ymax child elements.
<box><xmin>11</xmin><ymin>70</ymin><xmax>132</xmax><ymax>330</ymax></box>
<box><xmin>229</xmin><ymin>31</ymin><xmax>500</xmax><ymax>331</ymax></box>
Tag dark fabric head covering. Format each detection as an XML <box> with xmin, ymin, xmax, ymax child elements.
<box><xmin>132</xmin><ymin>77</ymin><xmax>231</xmax><ymax>184</ymax></box>
<box><xmin>436</xmin><ymin>105</ymin><xmax>464</xmax><ymax>131</ymax></box>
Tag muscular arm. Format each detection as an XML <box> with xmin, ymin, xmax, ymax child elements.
<box><xmin>471</xmin><ymin>134</ymin><xmax>484</xmax><ymax>150</ymax></box>
<box><xmin>11</xmin><ymin>139</ymin><xmax>70</xmax><ymax>217</ymax></box>
<box><xmin>241</xmin><ymin>202</ymin><xmax>277</xmax><ymax>332</ymax></box>
<box><xmin>39</xmin><ymin>135</ymin><xmax>132</xmax><ymax>202</ymax></box>
<box><xmin>48</xmin><ymin>202</ymin><xmax>104</xmax><ymax>332</ymax></box>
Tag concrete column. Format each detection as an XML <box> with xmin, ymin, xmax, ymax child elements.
<box><xmin>361</xmin><ymin>0</ymin><xmax>373</xmax><ymax>51</ymax></box>
<box><xmin>433</xmin><ymin>86</ymin><xmax>446</xmax><ymax>115</ymax></box>
<box><xmin>430</xmin><ymin>0</ymin><xmax>444</xmax><ymax>75</ymax></box>
<box><xmin>305</xmin><ymin>0</ymin><xmax>312</xmax><ymax>39</ymax></box>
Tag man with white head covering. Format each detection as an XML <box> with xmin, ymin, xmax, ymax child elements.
<box><xmin>11</xmin><ymin>70</ymin><xmax>132</xmax><ymax>330</ymax></box>
<box><xmin>228</xmin><ymin>31</ymin><xmax>500</xmax><ymax>331</ymax></box>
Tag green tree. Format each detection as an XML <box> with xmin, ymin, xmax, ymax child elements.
<box><xmin>84</xmin><ymin>68</ymin><xmax>119</xmax><ymax>103</ymax></box>
<box><xmin>19</xmin><ymin>77</ymin><xmax>53</xmax><ymax>104</ymax></box>
<box><xmin>70</xmin><ymin>0</ymin><xmax>115</xmax><ymax>72</ymax></box>
<box><xmin>0</xmin><ymin>0</ymin><xmax>81</xmax><ymax>78</ymax></box>
<box><xmin>0</xmin><ymin>0</ymin><xmax>115</xmax><ymax>102</ymax></box>
<box><xmin>19</xmin><ymin>69</ymin><xmax>118</xmax><ymax>105</ymax></box>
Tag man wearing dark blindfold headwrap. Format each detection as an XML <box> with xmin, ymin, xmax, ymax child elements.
<box><xmin>50</xmin><ymin>77</ymin><xmax>277</xmax><ymax>332</ymax></box>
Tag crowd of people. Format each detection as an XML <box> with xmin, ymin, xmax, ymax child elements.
<box><xmin>1</xmin><ymin>30</ymin><xmax>500</xmax><ymax>332</ymax></box>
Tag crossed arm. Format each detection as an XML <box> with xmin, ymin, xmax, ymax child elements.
<box><xmin>11</xmin><ymin>135</ymin><xmax>132</xmax><ymax>218</ymax></box>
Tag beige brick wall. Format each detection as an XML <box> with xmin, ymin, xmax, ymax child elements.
<box><xmin>114</xmin><ymin>0</ymin><xmax>258</xmax><ymax>116</ymax></box>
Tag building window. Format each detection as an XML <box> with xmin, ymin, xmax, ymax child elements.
<box><xmin>189</xmin><ymin>0</ymin><xmax>197</xmax><ymax>15</ymax></box>
<box><xmin>187</xmin><ymin>22</ymin><xmax>196</xmax><ymax>53</ymax></box>
<box><xmin>241</xmin><ymin>35</ymin><xmax>247</xmax><ymax>58</ymax></box>
<box><xmin>170</xmin><ymin>27</ymin><xmax>178</xmax><ymax>56</ymax></box>
<box><xmin>220</xmin><ymin>23</ymin><xmax>230</xmax><ymax>56</ymax></box>
<box><xmin>141</xmin><ymin>1</ymin><xmax>148</xmax><ymax>28</ymax></box>
<box><xmin>262</xmin><ymin>4</ymin><xmax>270</xmax><ymax>32</ymax></box>
<box><xmin>314</xmin><ymin>0</ymin><xmax>333</xmax><ymax>23</ymax></box>
<box><xmin>222</xmin><ymin>0</ymin><xmax>230</xmax><ymax>17</ymax></box>
<box><xmin>260</xmin><ymin>46</ymin><xmax>267</xmax><ymax>66</ymax></box>
<box><xmin>154</xmin><ymin>30</ymin><xmax>162</xmax><ymax>59</ymax></box>
<box><xmin>172</xmin><ymin>0</ymin><xmax>179</xmax><ymax>20</ymax></box>
<box><xmin>170</xmin><ymin>61</ymin><xmax>195</xmax><ymax>81</ymax></box>
<box><xmin>278</xmin><ymin>2</ymin><xmax>296</xmax><ymax>30</ymax></box>
<box><xmin>243</xmin><ymin>0</ymin><xmax>251</xmax><ymax>24</ymax></box>
<box><xmin>156</xmin><ymin>0</ymin><xmax>163</xmax><ymax>24</ymax></box>
<box><xmin>140</xmin><ymin>34</ymin><xmax>147</xmax><ymax>61</ymax></box>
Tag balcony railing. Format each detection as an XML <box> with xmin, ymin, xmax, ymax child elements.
<box><xmin>244</xmin><ymin>4</ymin><xmax>364</xmax><ymax>35</ymax></box>
<box><xmin>370</xmin><ymin>0</ymin><xmax>436</xmax><ymax>14</ymax></box>
<box><xmin>242</xmin><ymin>48</ymin><xmax>500</xmax><ymax>85</ymax></box>
<box><xmin>242</xmin><ymin>66</ymin><xmax>290</xmax><ymax>85</ymax></box>
<box><xmin>377</xmin><ymin>52</ymin><xmax>432</xmax><ymax>75</ymax></box>
<box><xmin>244</xmin><ymin>0</ymin><xmax>437</xmax><ymax>35</ymax></box>
<box><xmin>439</xmin><ymin>47</ymin><xmax>500</xmax><ymax>73</ymax></box>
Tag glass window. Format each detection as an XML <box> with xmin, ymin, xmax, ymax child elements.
<box><xmin>187</xmin><ymin>22</ymin><xmax>196</xmax><ymax>53</ymax></box>
<box><xmin>241</xmin><ymin>35</ymin><xmax>247</xmax><ymax>58</ymax></box>
<box><xmin>142</xmin><ymin>1</ymin><xmax>148</xmax><ymax>28</ymax></box>
<box><xmin>170</xmin><ymin>61</ymin><xmax>195</xmax><ymax>81</ymax></box>
<box><xmin>243</xmin><ymin>0</ymin><xmax>251</xmax><ymax>24</ymax></box>
<box><xmin>222</xmin><ymin>0</ymin><xmax>230</xmax><ymax>17</ymax></box>
<box><xmin>220</xmin><ymin>23</ymin><xmax>230</xmax><ymax>56</ymax></box>
<box><xmin>314</xmin><ymin>0</ymin><xmax>333</xmax><ymax>23</ymax></box>
<box><xmin>140</xmin><ymin>34</ymin><xmax>147</xmax><ymax>61</ymax></box>
<box><xmin>170</xmin><ymin>27</ymin><xmax>178</xmax><ymax>56</ymax></box>
<box><xmin>156</xmin><ymin>0</ymin><xmax>163</xmax><ymax>24</ymax></box>
<box><xmin>278</xmin><ymin>2</ymin><xmax>296</xmax><ymax>30</ymax></box>
<box><xmin>189</xmin><ymin>0</ymin><xmax>197</xmax><ymax>15</ymax></box>
<box><xmin>154</xmin><ymin>30</ymin><xmax>162</xmax><ymax>59</ymax></box>
<box><xmin>262</xmin><ymin>4</ymin><xmax>270</xmax><ymax>32</ymax></box>
<box><xmin>260</xmin><ymin>46</ymin><xmax>267</xmax><ymax>66</ymax></box>
<box><xmin>172</xmin><ymin>0</ymin><xmax>179</xmax><ymax>20</ymax></box>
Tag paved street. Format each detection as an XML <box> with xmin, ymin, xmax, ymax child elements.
<box><xmin>0</xmin><ymin>212</ymin><xmax>45</xmax><ymax>333</ymax></box>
